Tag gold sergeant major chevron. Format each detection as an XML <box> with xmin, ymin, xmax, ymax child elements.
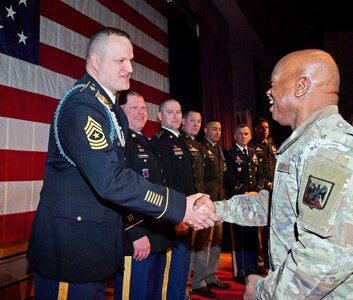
<box><xmin>144</xmin><ymin>190</ymin><xmax>163</xmax><ymax>206</ymax></box>
<box><xmin>84</xmin><ymin>116</ymin><xmax>108</xmax><ymax>150</ymax></box>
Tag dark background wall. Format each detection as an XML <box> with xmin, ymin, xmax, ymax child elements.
<box><xmin>166</xmin><ymin>0</ymin><xmax>353</xmax><ymax>147</ymax></box>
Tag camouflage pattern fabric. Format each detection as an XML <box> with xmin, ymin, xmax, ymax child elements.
<box><xmin>215</xmin><ymin>105</ymin><xmax>353</xmax><ymax>299</ymax></box>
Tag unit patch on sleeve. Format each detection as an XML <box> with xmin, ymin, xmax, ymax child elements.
<box><xmin>302</xmin><ymin>175</ymin><xmax>333</xmax><ymax>210</ymax></box>
<box><xmin>84</xmin><ymin>116</ymin><xmax>108</xmax><ymax>150</ymax></box>
<box><xmin>298</xmin><ymin>156</ymin><xmax>349</xmax><ymax>233</ymax></box>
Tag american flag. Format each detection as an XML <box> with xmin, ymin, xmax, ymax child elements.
<box><xmin>0</xmin><ymin>0</ymin><xmax>169</xmax><ymax>245</ymax></box>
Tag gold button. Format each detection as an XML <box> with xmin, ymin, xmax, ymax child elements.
<box><xmin>77</xmin><ymin>216</ymin><xmax>82</xmax><ymax>221</ymax></box>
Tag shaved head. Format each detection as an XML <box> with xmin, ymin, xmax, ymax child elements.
<box><xmin>267</xmin><ymin>49</ymin><xmax>340</xmax><ymax>129</ymax></box>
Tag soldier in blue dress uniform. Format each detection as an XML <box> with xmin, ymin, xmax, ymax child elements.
<box><xmin>151</xmin><ymin>99</ymin><xmax>196</xmax><ymax>300</ymax></box>
<box><xmin>27</xmin><ymin>28</ymin><xmax>219</xmax><ymax>300</ymax></box>
<box><xmin>114</xmin><ymin>90</ymin><xmax>176</xmax><ymax>299</ymax></box>
<box><xmin>224</xmin><ymin>124</ymin><xmax>265</xmax><ymax>284</ymax></box>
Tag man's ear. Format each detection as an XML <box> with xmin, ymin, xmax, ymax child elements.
<box><xmin>295</xmin><ymin>76</ymin><xmax>310</xmax><ymax>97</ymax></box>
<box><xmin>90</xmin><ymin>53</ymin><xmax>100</xmax><ymax>71</ymax></box>
<box><xmin>157</xmin><ymin>112</ymin><xmax>162</xmax><ymax>122</ymax></box>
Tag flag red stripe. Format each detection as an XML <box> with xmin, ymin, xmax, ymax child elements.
<box><xmin>0</xmin><ymin>85</ymin><xmax>58</xmax><ymax>124</ymax></box>
<box><xmin>133</xmin><ymin>45</ymin><xmax>169</xmax><ymax>78</ymax></box>
<box><xmin>130</xmin><ymin>80</ymin><xmax>168</xmax><ymax>105</ymax></box>
<box><xmin>41</xmin><ymin>0</ymin><xmax>169</xmax><ymax>77</ymax></box>
<box><xmin>40</xmin><ymin>44</ymin><xmax>86</xmax><ymax>80</ymax></box>
<box><xmin>0</xmin><ymin>83</ymin><xmax>165</xmax><ymax>124</ymax></box>
<box><xmin>40</xmin><ymin>42</ymin><xmax>169</xmax><ymax>81</ymax></box>
<box><xmin>142</xmin><ymin>120</ymin><xmax>161</xmax><ymax>138</ymax></box>
<box><xmin>41</xmin><ymin>0</ymin><xmax>102</xmax><ymax>39</ymax></box>
<box><xmin>145</xmin><ymin>0</ymin><xmax>167</xmax><ymax>16</ymax></box>
<box><xmin>42</xmin><ymin>0</ymin><xmax>169</xmax><ymax>47</ymax></box>
<box><xmin>0</xmin><ymin>212</ymin><xmax>35</xmax><ymax>245</ymax></box>
<box><xmin>97</xmin><ymin>0</ymin><xmax>168</xmax><ymax>47</ymax></box>
<box><xmin>0</xmin><ymin>150</ymin><xmax>47</xmax><ymax>182</ymax></box>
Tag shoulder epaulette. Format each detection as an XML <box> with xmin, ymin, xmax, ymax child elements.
<box><xmin>79</xmin><ymin>81</ymin><xmax>97</xmax><ymax>94</ymax></box>
<box><xmin>154</xmin><ymin>131</ymin><xmax>165</xmax><ymax>139</ymax></box>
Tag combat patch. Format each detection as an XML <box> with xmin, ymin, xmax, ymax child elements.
<box><xmin>298</xmin><ymin>156</ymin><xmax>349</xmax><ymax>233</ymax></box>
<box><xmin>84</xmin><ymin>116</ymin><xmax>108</xmax><ymax>150</ymax></box>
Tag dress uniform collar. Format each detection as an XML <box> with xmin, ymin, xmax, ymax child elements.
<box><xmin>236</xmin><ymin>144</ymin><xmax>248</xmax><ymax>152</ymax></box>
<box><xmin>180</xmin><ymin>129</ymin><xmax>195</xmax><ymax>140</ymax></box>
<box><xmin>100</xmin><ymin>85</ymin><xmax>116</xmax><ymax>104</ymax></box>
<box><xmin>205</xmin><ymin>137</ymin><xmax>216</xmax><ymax>147</ymax></box>
<box><xmin>162</xmin><ymin>126</ymin><xmax>180</xmax><ymax>138</ymax></box>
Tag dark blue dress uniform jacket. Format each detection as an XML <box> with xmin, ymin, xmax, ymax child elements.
<box><xmin>122</xmin><ymin>129</ymin><xmax>175</xmax><ymax>255</ymax></box>
<box><xmin>27</xmin><ymin>74</ymin><xmax>186</xmax><ymax>283</ymax></box>
<box><xmin>150</xmin><ymin>128</ymin><xmax>196</xmax><ymax>196</ymax></box>
<box><xmin>180</xmin><ymin>129</ymin><xmax>205</xmax><ymax>193</ymax></box>
<box><xmin>223</xmin><ymin>144</ymin><xmax>265</xmax><ymax>197</ymax></box>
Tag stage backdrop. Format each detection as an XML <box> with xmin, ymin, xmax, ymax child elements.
<box><xmin>0</xmin><ymin>0</ymin><xmax>169</xmax><ymax>245</ymax></box>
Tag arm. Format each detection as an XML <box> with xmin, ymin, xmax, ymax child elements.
<box><xmin>61</xmin><ymin>92</ymin><xmax>219</xmax><ymax>228</ymax></box>
<box><xmin>214</xmin><ymin>190</ymin><xmax>269</xmax><ymax>226</ymax></box>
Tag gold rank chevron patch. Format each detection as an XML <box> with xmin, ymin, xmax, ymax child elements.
<box><xmin>144</xmin><ymin>190</ymin><xmax>163</xmax><ymax>206</ymax></box>
<box><xmin>84</xmin><ymin>116</ymin><xmax>108</xmax><ymax>150</ymax></box>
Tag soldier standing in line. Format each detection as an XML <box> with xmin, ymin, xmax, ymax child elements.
<box><xmin>114</xmin><ymin>90</ymin><xmax>175</xmax><ymax>300</ymax></box>
<box><xmin>223</xmin><ymin>124</ymin><xmax>265</xmax><ymax>284</ymax></box>
<box><xmin>180</xmin><ymin>109</ymin><xmax>204</xmax><ymax>194</ymax></box>
<box><xmin>150</xmin><ymin>99</ymin><xmax>196</xmax><ymax>300</ymax></box>
<box><xmin>180</xmin><ymin>109</ymin><xmax>204</xmax><ymax>300</ymax></box>
<box><xmin>192</xmin><ymin>119</ymin><xmax>231</xmax><ymax>298</ymax></box>
<box><xmin>249</xmin><ymin>118</ymin><xmax>277</xmax><ymax>273</ymax></box>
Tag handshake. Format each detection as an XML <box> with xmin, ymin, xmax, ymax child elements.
<box><xmin>183</xmin><ymin>193</ymin><xmax>221</xmax><ymax>230</ymax></box>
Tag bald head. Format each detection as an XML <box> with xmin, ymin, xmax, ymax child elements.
<box><xmin>267</xmin><ymin>49</ymin><xmax>340</xmax><ymax>129</ymax></box>
<box><xmin>277</xmin><ymin>49</ymin><xmax>339</xmax><ymax>99</ymax></box>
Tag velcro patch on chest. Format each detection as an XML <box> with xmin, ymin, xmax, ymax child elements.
<box><xmin>298</xmin><ymin>156</ymin><xmax>349</xmax><ymax>233</ymax></box>
<box><xmin>84</xmin><ymin>116</ymin><xmax>108</xmax><ymax>150</ymax></box>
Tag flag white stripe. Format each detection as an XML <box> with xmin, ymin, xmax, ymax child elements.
<box><xmin>0</xmin><ymin>181</ymin><xmax>42</xmax><ymax>214</ymax></box>
<box><xmin>1</xmin><ymin>52</ymin><xmax>75</xmax><ymax>99</ymax></box>
<box><xmin>123</xmin><ymin>0</ymin><xmax>168</xmax><ymax>33</ymax></box>
<box><xmin>0</xmin><ymin>103</ymin><xmax>159</xmax><ymax>152</ymax></box>
<box><xmin>2</xmin><ymin>53</ymin><xmax>168</xmax><ymax>104</ymax></box>
<box><xmin>62</xmin><ymin>0</ymin><xmax>168</xmax><ymax>63</ymax></box>
<box><xmin>0</xmin><ymin>117</ymin><xmax>50</xmax><ymax>152</ymax></box>
<box><xmin>40</xmin><ymin>18</ymin><xmax>169</xmax><ymax>93</ymax></box>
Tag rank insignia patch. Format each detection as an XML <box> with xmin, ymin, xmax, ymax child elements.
<box><xmin>84</xmin><ymin>116</ymin><xmax>108</xmax><ymax>150</ymax></box>
<box><xmin>303</xmin><ymin>175</ymin><xmax>333</xmax><ymax>210</ymax></box>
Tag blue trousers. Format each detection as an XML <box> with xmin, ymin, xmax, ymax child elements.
<box><xmin>34</xmin><ymin>273</ymin><xmax>106</xmax><ymax>300</ymax></box>
<box><xmin>166</xmin><ymin>234</ymin><xmax>191</xmax><ymax>300</ymax></box>
<box><xmin>114</xmin><ymin>251</ymin><xmax>167</xmax><ymax>300</ymax></box>
<box><xmin>232</xmin><ymin>224</ymin><xmax>258</xmax><ymax>278</ymax></box>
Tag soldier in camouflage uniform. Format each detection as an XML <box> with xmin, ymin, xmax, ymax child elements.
<box><xmin>202</xmin><ymin>49</ymin><xmax>353</xmax><ymax>299</ymax></box>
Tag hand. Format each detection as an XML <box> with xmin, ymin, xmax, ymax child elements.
<box><xmin>132</xmin><ymin>236</ymin><xmax>150</xmax><ymax>261</ymax></box>
<box><xmin>192</xmin><ymin>193</ymin><xmax>215</xmax><ymax>211</ymax></box>
<box><xmin>243</xmin><ymin>274</ymin><xmax>263</xmax><ymax>300</ymax></box>
<box><xmin>184</xmin><ymin>193</ymin><xmax>221</xmax><ymax>230</ymax></box>
<box><xmin>246</xmin><ymin>191</ymin><xmax>258</xmax><ymax>195</ymax></box>
<box><xmin>174</xmin><ymin>222</ymin><xmax>189</xmax><ymax>236</ymax></box>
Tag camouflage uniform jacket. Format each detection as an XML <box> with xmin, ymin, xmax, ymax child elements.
<box><xmin>215</xmin><ymin>105</ymin><xmax>353</xmax><ymax>299</ymax></box>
